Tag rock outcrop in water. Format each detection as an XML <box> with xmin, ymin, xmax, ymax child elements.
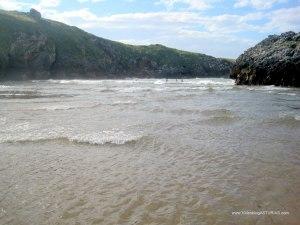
<box><xmin>0</xmin><ymin>9</ymin><xmax>233</xmax><ymax>80</ymax></box>
<box><xmin>231</xmin><ymin>31</ymin><xmax>300</xmax><ymax>87</ymax></box>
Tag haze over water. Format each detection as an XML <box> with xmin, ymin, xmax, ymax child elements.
<box><xmin>0</xmin><ymin>78</ymin><xmax>299</xmax><ymax>225</ymax></box>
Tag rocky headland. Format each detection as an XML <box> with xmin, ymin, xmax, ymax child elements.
<box><xmin>231</xmin><ymin>31</ymin><xmax>300</xmax><ymax>87</ymax></box>
<box><xmin>0</xmin><ymin>9</ymin><xmax>232</xmax><ymax>80</ymax></box>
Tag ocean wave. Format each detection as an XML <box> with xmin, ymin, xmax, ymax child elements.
<box><xmin>169</xmin><ymin>108</ymin><xmax>201</xmax><ymax>115</ymax></box>
<box><xmin>46</xmin><ymin>78</ymin><xmax>147</xmax><ymax>85</ymax></box>
<box><xmin>0</xmin><ymin>129</ymin><xmax>143</xmax><ymax>146</ymax></box>
<box><xmin>45</xmin><ymin>100</ymin><xmax>138</xmax><ymax>110</ymax></box>
<box><xmin>119</xmin><ymin>87</ymin><xmax>152</xmax><ymax>93</ymax></box>
<box><xmin>201</xmin><ymin>109</ymin><xmax>233</xmax><ymax>117</ymax></box>
<box><xmin>246</xmin><ymin>85</ymin><xmax>291</xmax><ymax>92</ymax></box>
<box><xmin>47</xmin><ymin>79</ymin><xmax>104</xmax><ymax>85</ymax></box>
<box><xmin>154</xmin><ymin>80</ymin><xmax>165</xmax><ymax>85</ymax></box>
<box><xmin>201</xmin><ymin>116</ymin><xmax>237</xmax><ymax>125</ymax></box>
<box><xmin>150</xmin><ymin>108</ymin><xmax>164</xmax><ymax>113</ymax></box>
<box><xmin>33</xmin><ymin>102</ymin><xmax>104</xmax><ymax>111</ymax></box>
<box><xmin>100</xmin><ymin>89</ymin><xmax>115</xmax><ymax>93</ymax></box>
<box><xmin>279</xmin><ymin>114</ymin><xmax>300</xmax><ymax>122</ymax></box>
<box><xmin>35</xmin><ymin>105</ymin><xmax>85</xmax><ymax>111</ymax></box>
<box><xmin>43</xmin><ymin>78</ymin><xmax>236</xmax><ymax>87</ymax></box>
<box><xmin>114</xmin><ymin>79</ymin><xmax>146</xmax><ymax>83</ymax></box>
<box><xmin>167</xmin><ymin>87</ymin><xmax>207</xmax><ymax>92</ymax></box>
<box><xmin>21</xmin><ymin>100</ymin><xmax>135</xmax><ymax>111</ymax></box>
<box><xmin>0</xmin><ymin>85</ymin><xmax>10</xmax><ymax>88</ymax></box>
<box><xmin>109</xmin><ymin>100</ymin><xmax>137</xmax><ymax>106</ymax></box>
<box><xmin>264</xmin><ymin>114</ymin><xmax>300</xmax><ymax>127</ymax></box>
<box><xmin>0</xmin><ymin>116</ymin><xmax>6</xmax><ymax>125</ymax></box>
<box><xmin>70</xmin><ymin>131</ymin><xmax>141</xmax><ymax>145</ymax></box>
<box><xmin>193</xmin><ymin>78</ymin><xmax>235</xmax><ymax>86</ymax></box>
<box><xmin>200</xmin><ymin>109</ymin><xmax>237</xmax><ymax>125</ymax></box>
<box><xmin>277</xmin><ymin>92</ymin><xmax>297</xmax><ymax>96</ymax></box>
<box><xmin>0</xmin><ymin>91</ymin><xmax>73</xmax><ymax>99</ymax></box>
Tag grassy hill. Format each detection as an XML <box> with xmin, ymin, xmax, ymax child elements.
<box><xmin>0</xmin><ymin>9</ymin><xmax>233</xmax><ymax>80</ymax></box>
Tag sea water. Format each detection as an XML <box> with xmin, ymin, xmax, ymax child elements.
<box><xmin>0</xmin><ymin>78</ymin><xmax>299</xmax><ymax>224</ymax></box>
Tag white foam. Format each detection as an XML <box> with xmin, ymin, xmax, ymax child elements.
<box><xmin>0</xmin><ymin>116</ymin><xmax>6</xmax><ymax>124</ymax></box>
<box><xmin>38</xmin><ymin>105</ymin><xmax>78</xmax><ymax>111</ymax></box>
<box><xmin>154</xmin><ymin>80</ymin><xmax>165</xmax><ymax>85</ymax></box>
<box><xmin>120</xmin><ymin>87</ymin><xmax>151</xmax><ymax>93</ymax></box>
<box><xmin>193</xmin><ymin>78</ymin><xmax>235</xmax><ymax>86</ymax></box>
<box><xmin>47</xmin><ymin>79</ymin><xmax>104</xmax><ymax>85</ymax></box>
<box><xmin>247</xmin><ymin>85</ymin><xmax>291</xmax><ymax>91</ymax></box>
<box><xmin>110</xmin><ymin>100</ymin><xmax>137</xmax><ymax>106</ymax></box>
<box><xmin>70</xmin><ymin>130</ymin><xmax>141</xmax><ymax>145</ymax></box>
<box><xmin>0</xmin><ymin>125</ymin><xmax>141</xmax><ymax>145</ymax></box>
<box><xmin>0</xmin><ymin>85</ymin><xmax>10</xmax><ymax>88</ymax></box>
<box><xmin>278</xmin><ymin>113</ymin><xmax>300</xmax><ymax>121</ymax></box>
<box><xmin>32</xmin><ymin>102</ymin><xmax>102</xmax><ymax>111</ymax></box>
<box><xmin>277</xmin><ymin>92</ymin><xmax>297</xmax><ymax>96</ymax></box>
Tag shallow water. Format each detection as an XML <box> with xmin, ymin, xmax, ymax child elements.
<box><xmin>0</xmin><ymin>78</ymin><xmax>299</xmax><ymax>225</ymax></box>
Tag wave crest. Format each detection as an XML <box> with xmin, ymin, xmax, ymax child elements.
<box><xmin>0</xmin><ymin>129</ymin><xmax>143</xmax><ymax>146</ymax></box>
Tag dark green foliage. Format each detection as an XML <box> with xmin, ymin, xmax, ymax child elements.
<box><xmin>0</xmin><ymin>9</ymin><xmax>233</xmax><ymax>80</ymax></box>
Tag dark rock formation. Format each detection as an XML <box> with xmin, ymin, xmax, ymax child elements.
<box><xmin>231</xmin><ymin>31</ymin><xmax>300</xmax><ymax>87</ymax></box>
<box><xmin>0</xmin><ymin>9</ymin><xmax>233</xmax><ymax>80</ymax></box>
<box><xmin>29</xmin><ymin>8</ymin><xmax>41</xmax><ymax>20</ymax></box>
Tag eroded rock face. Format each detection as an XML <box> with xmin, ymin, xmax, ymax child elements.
<box><xmin>29</xmin><ymin>8</ymin><xmax>41</xmax><ymax>20</ymax></box>
<box><xmin>231</xmin><ymin>31</ymin><xmax>300</xmax><ymax>87</ymax></box>
<box><xmin>8</xmin><ymin>32</ymin><xmax>56</xmax><ymax>78</ymax></box>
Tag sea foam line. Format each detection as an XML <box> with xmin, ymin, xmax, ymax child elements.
<box><xmin>0</xmin><ymin>129</ymin><xmax>143</xmax><ymax>146</ymax></box>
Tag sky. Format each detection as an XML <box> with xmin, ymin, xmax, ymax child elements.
<box><xmin>0</xmin><ymin>0</ymin><xmax>299</xmax><ymax>58</ymax></box>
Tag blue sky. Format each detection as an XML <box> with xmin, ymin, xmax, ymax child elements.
<box><xmin>0</xmin><ymin>0</ymin><xmax>299</xmax><ymax>58</ymax></box>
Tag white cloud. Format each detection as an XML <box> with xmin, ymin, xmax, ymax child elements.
<box><xmin>77</xmin><ymin>0</ymin><xmax>106</xmax><ymax>3</ymax></box>
<box><xmin>117</xmin><ymin>29</ymin><xmax>255</xmax><ymax>58</ymax></box>
<box><xmin>0</xmin><ymin>0</ymin><xmax>61</xmax><ymax>11</ymax></box>
<box><xmin>29</xmin><ymin>0</ymin><xmax>61</xmax><ymax>18</ymax></box>
<box><xmin>45</xmin><ymin>8</ymin><xmax>99</xmax><ymax>23</ymax></box>
<box><xmin>65</xmin><ymin>10</ymin><xmax>263</xmax><ymax>34</ymax></box>
<box><xmin>38</xmin><ymin>0</ymin><xmax>60</xmax><ymax>8</ymax></box>
<box><xmin>45</xmin><ymin>11</ymin><xmax>201</xmax><ymax>28</ymax></box>
<box><xmin>264</xmin><ymin>6</ymin><xmax>300</xmax><ymax>32</ymax></box>
<box><xmin>41</xmin><ymin>6</ymin><xmax>298</xmax><ymax>57</ymax></box>
<box><xmin>41</xmin><ymin>8</ymin><xmax>263</xmax><ymax>57</ymax></box>
<box><xmin>0</xmin><ymin>0</ymin><xmax>29</xmax><ymax>10</ymax></box>
<box><xmin>234</xmin><ymin>0</ymin><xmax>286</xmax><ymax>9</ymax></box>
<box><xmin>156</xmin><ymin>0</ymin><xmax>211</xmax><ymax>10</ymax></box>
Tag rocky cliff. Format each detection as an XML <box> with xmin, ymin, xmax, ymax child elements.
<box><xmin>0</xmin><ymin>9</ymin><xmax>232</xmax><ymax>80</ymax></box>
<box><xmin>231</xmin><ymin>31</ymin><xmax>300</xmax><ymax>87</ymax></box>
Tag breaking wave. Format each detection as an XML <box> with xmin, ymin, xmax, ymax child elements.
<box><xmin>109</xmin><ymin>100</ymin><xmax>138</xmax><ymax>106</ymax></box>
<box><xmin>0</xmin><ymin>85</ymin><xmax>10</xmax><ymax>88</ymax></box>
<box><xmin>33</xmin><ymin>103</ymin><xmax>102</xmax><ymax>111</ymax></box>
<box><xmin>246</xmin><ymin>85</ymin><xmax>291</xmax><ymax>92</ymax></box>
<box><xmin>0</xmin><ymin>91</ymin><xmax>73</xmax><ymax>99</ymax></box>
<box><xmin>46</xmin><ymin>79</ymin><xmax>104</xmax><ymax>85</ymax></box>
<box><xmin>169</xmin><ymin>108</ymin><xmax>202</xmax><ymax>115</ymax></box>
<box><xmin>0</xmin><ymin>116</ymin><xmax>6</xmax><ymax>125</ymax></box>
<box><xmin>201</xmin><ymin>109</ymin><xmax>234</xmax><ymax>117</ymax></box>
<box><xmin>200</xmin><ymin>109</ymin><xmax>238</xmax><ymax>125</ymax></box>
<box><xmin>0</xmin><ymin>128</ymin><xmax>143</xmax><ymax>146</ymax></box>
<box><xmin>264</xmin><ymin>114</ymin><xmax>300</xmax><ymax>127</ymax></box>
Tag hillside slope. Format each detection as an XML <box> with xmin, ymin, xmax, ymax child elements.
<box><xmin>0</xmin><ymin>9</ymin><xmax>233</xmax><ymax>80</ymax></box>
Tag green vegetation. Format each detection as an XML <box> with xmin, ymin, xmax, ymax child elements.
<box><xmin>0</xmin><ymin>9</ymin><xmax>233</xmax><ymax>80</ymax></box>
